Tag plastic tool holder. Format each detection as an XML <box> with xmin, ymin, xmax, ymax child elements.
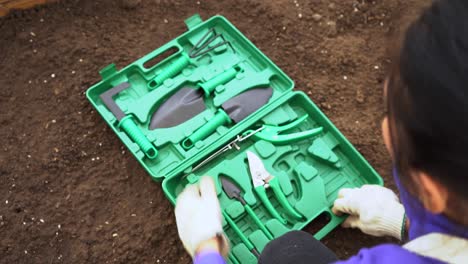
<box><xmin>87</xmin><ymin>14</ymin><xmax>383</xmax><ymax>264</ymax></box>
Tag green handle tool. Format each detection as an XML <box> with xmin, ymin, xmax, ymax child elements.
<box><xmin>248</xmin><ymin>151</ymin><xmax>303</xmax><ymax>223</ymax></box>
<box><xmin>118</xmin><ymin>116</ymin><xmax>157</xmax><ymax>159</ymax></box>
<box><xmin>268</xmin><ymin>177</ymin><xmax>303</xmax><ymax>220</ymax></box>
<box><xmin>182</xmin><ymin>110</ymin><xmax>232</xmax><ymax>149</ymax></box>
<box><xmin>223</xmin><ymin>210</ymin><xmax>260</xmax><ymax>258</ymax></box>
<box><xmin>148</xmin><ymin>53</ymin><xmax>190</xmax><ymax>89</ymax></box>
<box><xmin>199</xmin><ymin>66</ymin><xmax>239</xmax><ymax>95</ymax></box>
<box><xmin>100</xmin><ymin>82</ymin><xmax>158</xmax><ymax>159</ymax></box>
<box><xmin>220</xmin><ymin>176</ymin><xmax>274</xmax><ymax>240</ymax></box>
<box><xmin>254</xmin><ymin>186</ymin><xmax>287</xmax><ymax>224</ymax></box>
<box><xmin>245</xmin><ymin>115</ymin><xmax>323</xmax><ymax>145</ymax></box>
<box><xmin>182</xmin><ymin>87</ymin><xmax>273</xmax><ymax>150</ymax></box>
<box><xmin>255</xmin><ymin>175</ymin><xmax>303</xmax><ymax>221</ymax></box>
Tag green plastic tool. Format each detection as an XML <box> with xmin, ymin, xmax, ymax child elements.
<box><xmin>147</xmin><ymin>53</ymin><xmax>190</xmax><ymax>89</ymax></box>
<box><xmin>245</xmin><ymin>115</ymin><xmax>323</xmax><ymax>145</ymax></box>
<box><xmin>220</xmin><ymin>176</ymin><xmax>274</xmax><ymax>240</ymax></box>
<box><xmin>182</xmin><ymin>87</ymin><xmax>273</xmax><ymax>149</ymax></box>
<box><xmin>223</xmin><ymin>211</ymin><xmax>260</xmax><ymax>258</ymax></box>
<box><xmin>99</xmin><ymin>82</ymin><xmax>157</xmax><ymax>159</ymax></box>
<box><xmin>247</xmin><ymin>151</ymin><xmax>303</xmax><ymax>223</ymax></box>
<box><xmin>199</xmin><ymin>66</ymin><xmax>240</xmax><ymax>95</ymax></box>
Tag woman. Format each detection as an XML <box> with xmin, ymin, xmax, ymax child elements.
<box><xmin>174</xmin><ymin>0</ymin><xmax>468</xmax><ymax>263</ymax></box>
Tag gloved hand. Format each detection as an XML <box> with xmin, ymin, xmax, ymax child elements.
<box><xmin>175</xmin><ymin>176</ymin><xmax>229</xmax><ymax>257</ymax></box>
<box><xmin>332</xmin><ymin>185</ymin><xmax>406</xmax><ymax>240</ymax></box>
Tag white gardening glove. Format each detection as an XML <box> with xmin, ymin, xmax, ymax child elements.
<box><xmin>175</xmin><ymin>176</ymin><xmax>229</xmax><ymax>257</ymax></box>
<box><xmin>332</xmin><ymin>185</ymin><xmax>406</xmax><ymax>240</ymax></box>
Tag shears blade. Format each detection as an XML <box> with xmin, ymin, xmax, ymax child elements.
<box><xmin>247</xmin><ymin>151</ymin><xmax>271</xmax><ymax>188</ymax></box>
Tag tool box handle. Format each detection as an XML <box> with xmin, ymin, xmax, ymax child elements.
<box><xmin>184</xmin><ymin>14</ymin><xmax>203</xmax><ymax>30</ymax></box>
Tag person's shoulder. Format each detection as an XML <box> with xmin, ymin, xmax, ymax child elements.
<box><xmin>332</xmin><ymin>244</ymin><xmax>443</xmax><ymax>264</ymax></box>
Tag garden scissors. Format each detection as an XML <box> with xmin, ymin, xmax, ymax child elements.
<box><xmin>247</xmin><ymin>151</ymin><xmax>303</xmax><ymax>224</ymax></box>
<box><xmin>243</xmin><ymin>114</ymin><xmax>323</xmax><ymax>145</ymax></box>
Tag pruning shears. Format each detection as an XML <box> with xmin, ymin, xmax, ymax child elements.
<box><xmin>247</xmin><ymin>151</ymin><xmax>303</xmax><ymax>224</ymax></box>
<box><xmin>243</xmin><ymin>114</ymin><xmax>323</xmax><ymax>144</ymax></box>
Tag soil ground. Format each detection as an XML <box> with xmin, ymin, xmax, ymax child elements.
<box><xmin>0</xmin><ymin>0</ymin><xmax>428</xmax><ymax>263</ymax></box>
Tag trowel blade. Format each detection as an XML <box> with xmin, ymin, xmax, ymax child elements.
<box><xmin>220</xmin><ymin>175</ymin><xmax>243</xmax><ymax>201</ymax></box>
<box><xmin>149</xmin><ymin>87</ymin><xmax>205</xmax><ymax>129</ymax></box>
<box><xmin>222</xmin><ymin>87</ymin><xmax>273</xmax><ymax>124</ymax></box>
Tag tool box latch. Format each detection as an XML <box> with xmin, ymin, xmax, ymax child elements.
<box><xmin>184</xmin><ymin>14</ymin><xmax>203</xmax><ymax>30</ymax></box>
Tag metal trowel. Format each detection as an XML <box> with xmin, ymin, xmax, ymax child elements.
<box><xmin>149</xmin><ymin>87</ymin><xmax>205</xmax><ymax>129</ymax></box>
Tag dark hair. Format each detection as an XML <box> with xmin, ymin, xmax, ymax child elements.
<box><xmin>387</xmin><ymin>0</ymin><xmax>468</xmax><ymax>223</ymax></box>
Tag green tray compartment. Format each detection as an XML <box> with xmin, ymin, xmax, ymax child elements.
<box><xmin>86</xmin><ymin>14</ymin><xmax>383</xmax><ymax>264</ymax></box>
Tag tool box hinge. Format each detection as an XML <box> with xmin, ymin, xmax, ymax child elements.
<box><xmin>184</xmin><ymin>14</ymin><xmax>203</xmax><ymax>30</ymax></box>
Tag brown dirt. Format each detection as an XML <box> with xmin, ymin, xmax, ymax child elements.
<box><xmin>0</xmin><ymin>0</ymin><xmax>429</xmax><ymax>263</ymax></box>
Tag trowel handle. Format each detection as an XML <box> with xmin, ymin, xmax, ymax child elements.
<box><xmin>118</xmin><ymin>116</ymin><xmax>158</xmax><ymax>159</ymax></box>
<box><xmin>149</xmin><ymin>53</ymin><xmax>190</xmax><ymax>89</ymax></box>
<box><xmin>199</xmin><ymin>66</ymin><xmax>239</xmax><ymax>95</ymax></box>
<box><xmin>244</xmin><ymin>204</ymin><xmax>274</xmax><ymax>240</ymax></box>
<box><xmin>182</xmin><ymin>110</ymin><xmax>232</xmax><ymax>149</ymax></box>
<box><xmin>222</xmin><ymin>211</ymin><xmax>260</xmax><ymax>258</ymax></box>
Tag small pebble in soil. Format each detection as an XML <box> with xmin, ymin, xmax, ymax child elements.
<box><xmin>33</xmin><ymin>49</ymin><xmax>37</xmax><ymax>53</ymax></box>
<box><xmin>43</xmin><ymin>80</ymin><xmax>48</xmax><ymax>83</ymax></box>
<box><xmin>312</xmin><ymin>13</ymin><xmax>322</xmax><ymax>21</ymax></box>
<box><xmin>354</xmin><ymin>7</ymin><xmax>359</xmax><ymax>12</ymax></box>
<box><xmin>298</xmin><ymin>13</ymin><xmax>303</xmax><ymax>18</ymax></box>
<box><xmin>54</xmin><ymin>148</ymin><xmax>59</xmax><ymax>153</ymax></box>
<box><xmin>374</xmin><ymin>65</ymin><xmax>379</xmax><ymax>69</ymax></box>
<box><xmin>24</xmin><ymin>250</ymin><xmax>27</xmax><ymax>254</ymax></box>
<box><xmin>51</xmin><ymin>73</ymin><xmax>55</xmax><ymax>78</ymax></box>
<box><xmin>91</xmin><ymin>158</ymin><xmax>95</xmax><ymax>161</ymax></box>
<box><xmin>112</xmin><ymin>233</ymin><xmax>118</xmax><ymax>237</ymax></box>
<box><xmin>105</xmin><ymin>221</ymin><xmax>109</xmax><ymax>225</ymax></box>
<box><xmin>328</xmin><ymin>3</ymin><xmax>336</xmax><ymax>9</ymax></box>
<box><xmin>39</xmin><ymin>219</ymin><xmax>44</xmax><ymax>223</ymax></box>
<box><xmin>27</xmin><ymin>155</ymin><xmax>31</xmax><ymax>158</ymax></box>
<box><xmin>131</xmin><ymin>214</ymin><xmax>136</xmax><ymax>217</ymax></box>
<box><xmin>58</xmin><ymin>224</ymin><xmax>61</xmax><ymax>229</ymax></box>
<box><xmin>380</xmin><ymin>22</ymin><xmax>384</xmax><ymax>26</ymax></box>
<box><xmin>164</xmin><ymin>19</ymin><xmax>168</xmax><ymax>23</ymax></box>
<box><xmin>96</xmin><ymin>157</ymin><xmax>100</xmax><ymax>160</ymax></box>
<box><xmin>5</xmin><ymin>200</ymin><xmax>8</xmax><ymax>204</ymax></box>
<box><xmin>343</xmin><ymin>76</ymin><xmax>348</xmax><ymax>80</ymax></box>
<box><xmin>23</xmin><ymin>222</ymin><xmax>26</xmax><ymax>225</ymax></box>
<box><xmin>196</xmin><ymin>1</ymin><xmax>200</xmax><ymax>4</ymax></box>
<box><xmin>52</xmin><ymin>119</ymin><xmax>56</xmax><ymax>123</ymax></box>
<box><xmin>79</xmin><ymin>59</ymin><xmax>83</xmax><ymax>63</ymax></box>
<box><xmin>30</xmin><ymin>32</ymin><xmax>36</xmax><ymax>37</ymax></box>
<box><xmin>72</xmin><ymin>70</ymin><xmax>76</xmax><ymax>74</ymax></box>
<box><xmin>29</xmin><ymin>39</ymin><xmax>33</xmax><ymax>43</ymax></box>
<box><xmin>28</xmin><ymin>80</ymin><xmax>32</xmax><ymax>84</ymax></box>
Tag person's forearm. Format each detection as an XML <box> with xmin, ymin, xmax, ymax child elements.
<box><xmin>194</xmin><ymin>251</ymin><xmax>226</xmax><ymax>264</ymax></box>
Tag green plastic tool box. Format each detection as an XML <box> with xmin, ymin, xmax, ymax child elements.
<box><xmin>86</xmin><ymin>14</ymin><xmax>383</xmax><ymax>264</ymax></box>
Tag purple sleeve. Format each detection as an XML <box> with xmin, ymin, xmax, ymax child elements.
<box><xmin>333</xmin><ymin>244</ymin><xmax>442</xmax><ymax>264</ymax></box>
<box><xmin>193</xmin><ymin>251</ymin><xmax>226</xmax><ymax>264</ymax></box>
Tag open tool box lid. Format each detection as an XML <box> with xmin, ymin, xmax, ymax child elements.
<box><xmin>87</xmin><ymin>14</ymin><xmax>383</xmax><ymax>264</ymax></box>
